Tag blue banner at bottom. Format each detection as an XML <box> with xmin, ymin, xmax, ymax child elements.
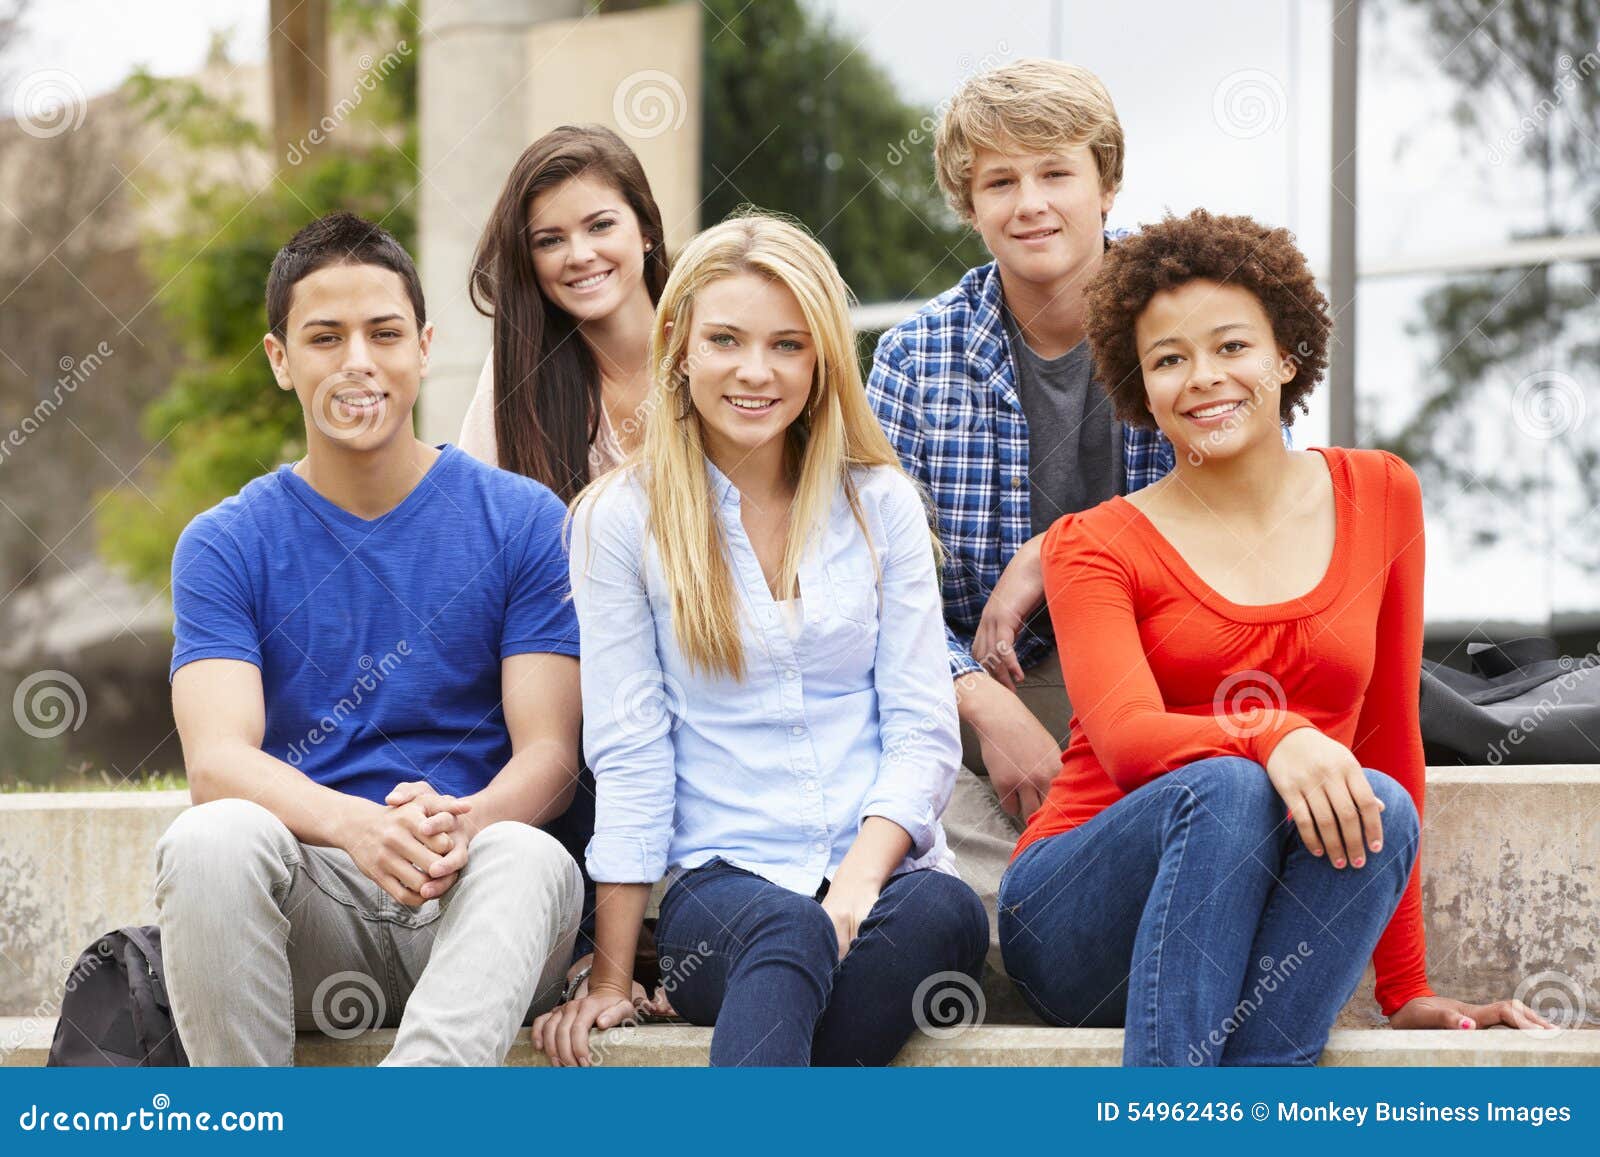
<box><xmin>3</xmin><ymin>1066</ymin><xmax>1595</xmax><ymax>1155</ymax></box>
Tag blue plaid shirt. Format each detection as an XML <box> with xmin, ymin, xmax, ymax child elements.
<box><xmin>868</xmin><ymin>257</ymin><xmax>1175</xmax><ymax>678</ymax></box>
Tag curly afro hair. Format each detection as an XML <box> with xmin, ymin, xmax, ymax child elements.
<box><xmin>1084</xmin><ymin>209</ymin><xmax>1331</xmax><ymax>430</ymax></box>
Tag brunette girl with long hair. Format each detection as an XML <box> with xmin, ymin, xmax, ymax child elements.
<box><xmin>462</xmin><ymin>123</ymin><xmax>670</xmax><ymax>501</ymax></box>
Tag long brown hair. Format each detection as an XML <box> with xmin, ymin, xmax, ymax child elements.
<box><xmin>469</xmin><ymin>124</ymin><xmax>670</xmax><ymax>501</ymax></box>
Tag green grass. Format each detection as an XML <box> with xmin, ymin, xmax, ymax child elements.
<box><xmin>0</xmin><ymin>766</ymin><xmax>186</xmax><ymax>793</ymax></box>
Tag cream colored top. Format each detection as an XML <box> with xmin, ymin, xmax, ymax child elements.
<box><xmin>456</xmin><ymin>349</ymin><xmax>625</xmax><ymax>480</ymax></box>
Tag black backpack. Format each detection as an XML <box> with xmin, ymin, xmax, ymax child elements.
<box><xmin>46</xmin><ymin>926</ymin><xmax>189</xmax><ymax>1067</ymax></box>
<box><xmin>1421</xmin><ymin>637</ymin><xmax>1600</xmax><ymax>766</ymax></box>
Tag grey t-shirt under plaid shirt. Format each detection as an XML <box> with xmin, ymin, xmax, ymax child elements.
<box><xmin>1001</xmin><ymin>306</ymin><xmax>1123</xmax><ymax>540</ymax></box>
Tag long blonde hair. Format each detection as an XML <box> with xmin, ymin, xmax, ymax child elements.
<box><xmin>576</xmin><ymin>212</ymin><xmax>930</xmax><ymax>681</ymax></box>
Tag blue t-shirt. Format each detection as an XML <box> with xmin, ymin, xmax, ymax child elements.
<box><xmin>169</xmin><ymin>444</ymin><xmax>580</xmax><ymax>803</ymax></box>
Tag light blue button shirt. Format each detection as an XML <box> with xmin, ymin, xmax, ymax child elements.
<box><xmin>569</xmin><ymin>459</ymin><xmax>961</xmax><ymax>895</ymax></box>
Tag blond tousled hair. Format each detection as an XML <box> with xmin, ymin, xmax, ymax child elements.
<box><xmin>934</xmin><ymin>58</ymin><xmax>1125</xmax><ymax>221</ymax></box>
<box><xmin>575</xmin><ymin>212</ymin><xmax>932</xmax><ymax>681</ymax></box>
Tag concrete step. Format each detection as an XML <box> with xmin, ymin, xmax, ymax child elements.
<box><xmin>2</xmin><ymin>766</ymin><xmax>1597</xmax><ymax>1025</ymax></box>
<box><xmin>3</xmin><ymin>1018</ymin><xmax>1596</xmax><ymax>1067</ymax></box>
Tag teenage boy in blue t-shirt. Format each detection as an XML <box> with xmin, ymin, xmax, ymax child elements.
<box><xmin>155</xmin><ymin>212</ymin><xmax>584</xmax><ymax>1066</ymax></box>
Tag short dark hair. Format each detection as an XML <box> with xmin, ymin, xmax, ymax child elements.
<box><xmin>265</xmin><ymin>211</ymin><xmax>425</xmax><ymax>340</ymax></box>
<box><xmin>1085</xmin><ymin>209</ymin><xmax>1331</xmax><ymax>429</ymax></box>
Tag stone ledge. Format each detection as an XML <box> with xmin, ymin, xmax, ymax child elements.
<box><xmin>0</xmin><ymin>789</ymin><xmax>191</xmax><ymax>812</ymax></box>
<box><xmin>4</xmin><ymin>1019</ymin><xmax>1597</xmax><ymax>1067</ymax></box>
<box><xmin>4</xmin><ymin>768</ymin><xmax>1597</xmax><ymax>1021</ymax></box>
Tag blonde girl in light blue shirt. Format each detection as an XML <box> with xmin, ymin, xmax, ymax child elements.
<box><xmin>534</xmin><ymin>212</ymin><xmax>987</xmax><ymax>1067</ymax></box>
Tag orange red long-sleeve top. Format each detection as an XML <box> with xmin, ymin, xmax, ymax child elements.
<box><xmin>1015</xmin><ymin>446</ymin><xmax>1432</xmax><ymax>1016</ymax></box>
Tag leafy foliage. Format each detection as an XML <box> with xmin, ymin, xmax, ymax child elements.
<box><xmin>699</xmin><ymin>0</ymin><xmax>987</xmax><ymax>302</ymax></box>
<box><xmin>98</xmin><ymin>4</ymin><xmax>419</xmax><ymax>585</ymax></box>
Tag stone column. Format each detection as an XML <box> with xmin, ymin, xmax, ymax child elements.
<box><xmin>417</xmin><ymin>0</ymin><xmax>580</xmax><ymax>445</ymax></box>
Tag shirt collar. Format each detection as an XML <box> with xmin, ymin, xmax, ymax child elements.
<box><xmin>971</xmin><ymin>228</ymin><xmax>1127</xmax><ymax>394</ymax></box>
<box><xmin>703</xmin><ymin>456</ymin><xmax>741</xmax><ymax>509</ymax></box>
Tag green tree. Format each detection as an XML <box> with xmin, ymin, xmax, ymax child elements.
<box><xmin>698</xmin><ymin>0</ymin><xmax>987</xmax><ymax>302</ymax></box>
<box><xmin>98</xmin><ymin>3</ymin><xmax>418</xmax><ymax>585</ymax></box>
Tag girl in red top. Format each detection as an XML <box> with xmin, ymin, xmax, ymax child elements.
<box><xmin>996</xmin><ymin>210</ymin><xmax>1551</xmax><ymax>1065</ymax></box>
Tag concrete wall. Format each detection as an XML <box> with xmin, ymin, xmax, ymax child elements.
<box><xmin>416</xmin><ymin>0</ymin><xmax>703</xmax><ymax>445</ymax></box>
<box><xmin>3</xmin><ymin>769</ymin><xmax>1596</xmax><ymax>1024</ymax></box>
<box><xmin>0</xmin><ymin>792</ymin><xmax>187</xmax><ymax>1020</ymax></box>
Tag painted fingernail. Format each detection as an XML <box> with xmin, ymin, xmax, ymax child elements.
<box><xmin>1333</xmin><ymin>858</ymin><xmax>1346</xmax><ymax>868</ymax></box>
<box><xmin>1352</xmin><ymin>857</ymin><xmax>1365</xmax><ymax>868</ymax></box>
<box><xmin>1459</xmin><ymin>1018</ymin><xmax>1473</xmax><ymax>1030</ymax></box>
<box><xmin>1371</xmin><ymin>841</ymin><xmax>1382</xmax><ymax>852</ymax></box>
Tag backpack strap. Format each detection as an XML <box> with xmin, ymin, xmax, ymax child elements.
<box><xmin>1466</xmin><ymin>637</ymin><xmax>1560</xmax><ymax>678</ymax></box>
<box><xmin>119</xmin><ymin>926</ymin><xmax>170</xmax><ymax>1010</ymax></box>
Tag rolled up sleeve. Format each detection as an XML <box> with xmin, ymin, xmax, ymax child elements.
<box><xmin>857</xmin><ymin>475</ymin><xmax>962</xmax><ymax>858</ymax></box>
<box><xmin>568</xmin><ymin>480</ymin><xmax>676</xmax><ymax>883</ymax></box>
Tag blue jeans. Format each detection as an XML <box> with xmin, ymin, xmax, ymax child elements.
<box><xmin>999</xmin><ymin>756</ymin><xmax>1419</xmax><ymax>1066</ymax></box>
<box><xmin>655</xmin><ymin>859</ymin><xmax>988</xmax><ymax>1066</ymax></box>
